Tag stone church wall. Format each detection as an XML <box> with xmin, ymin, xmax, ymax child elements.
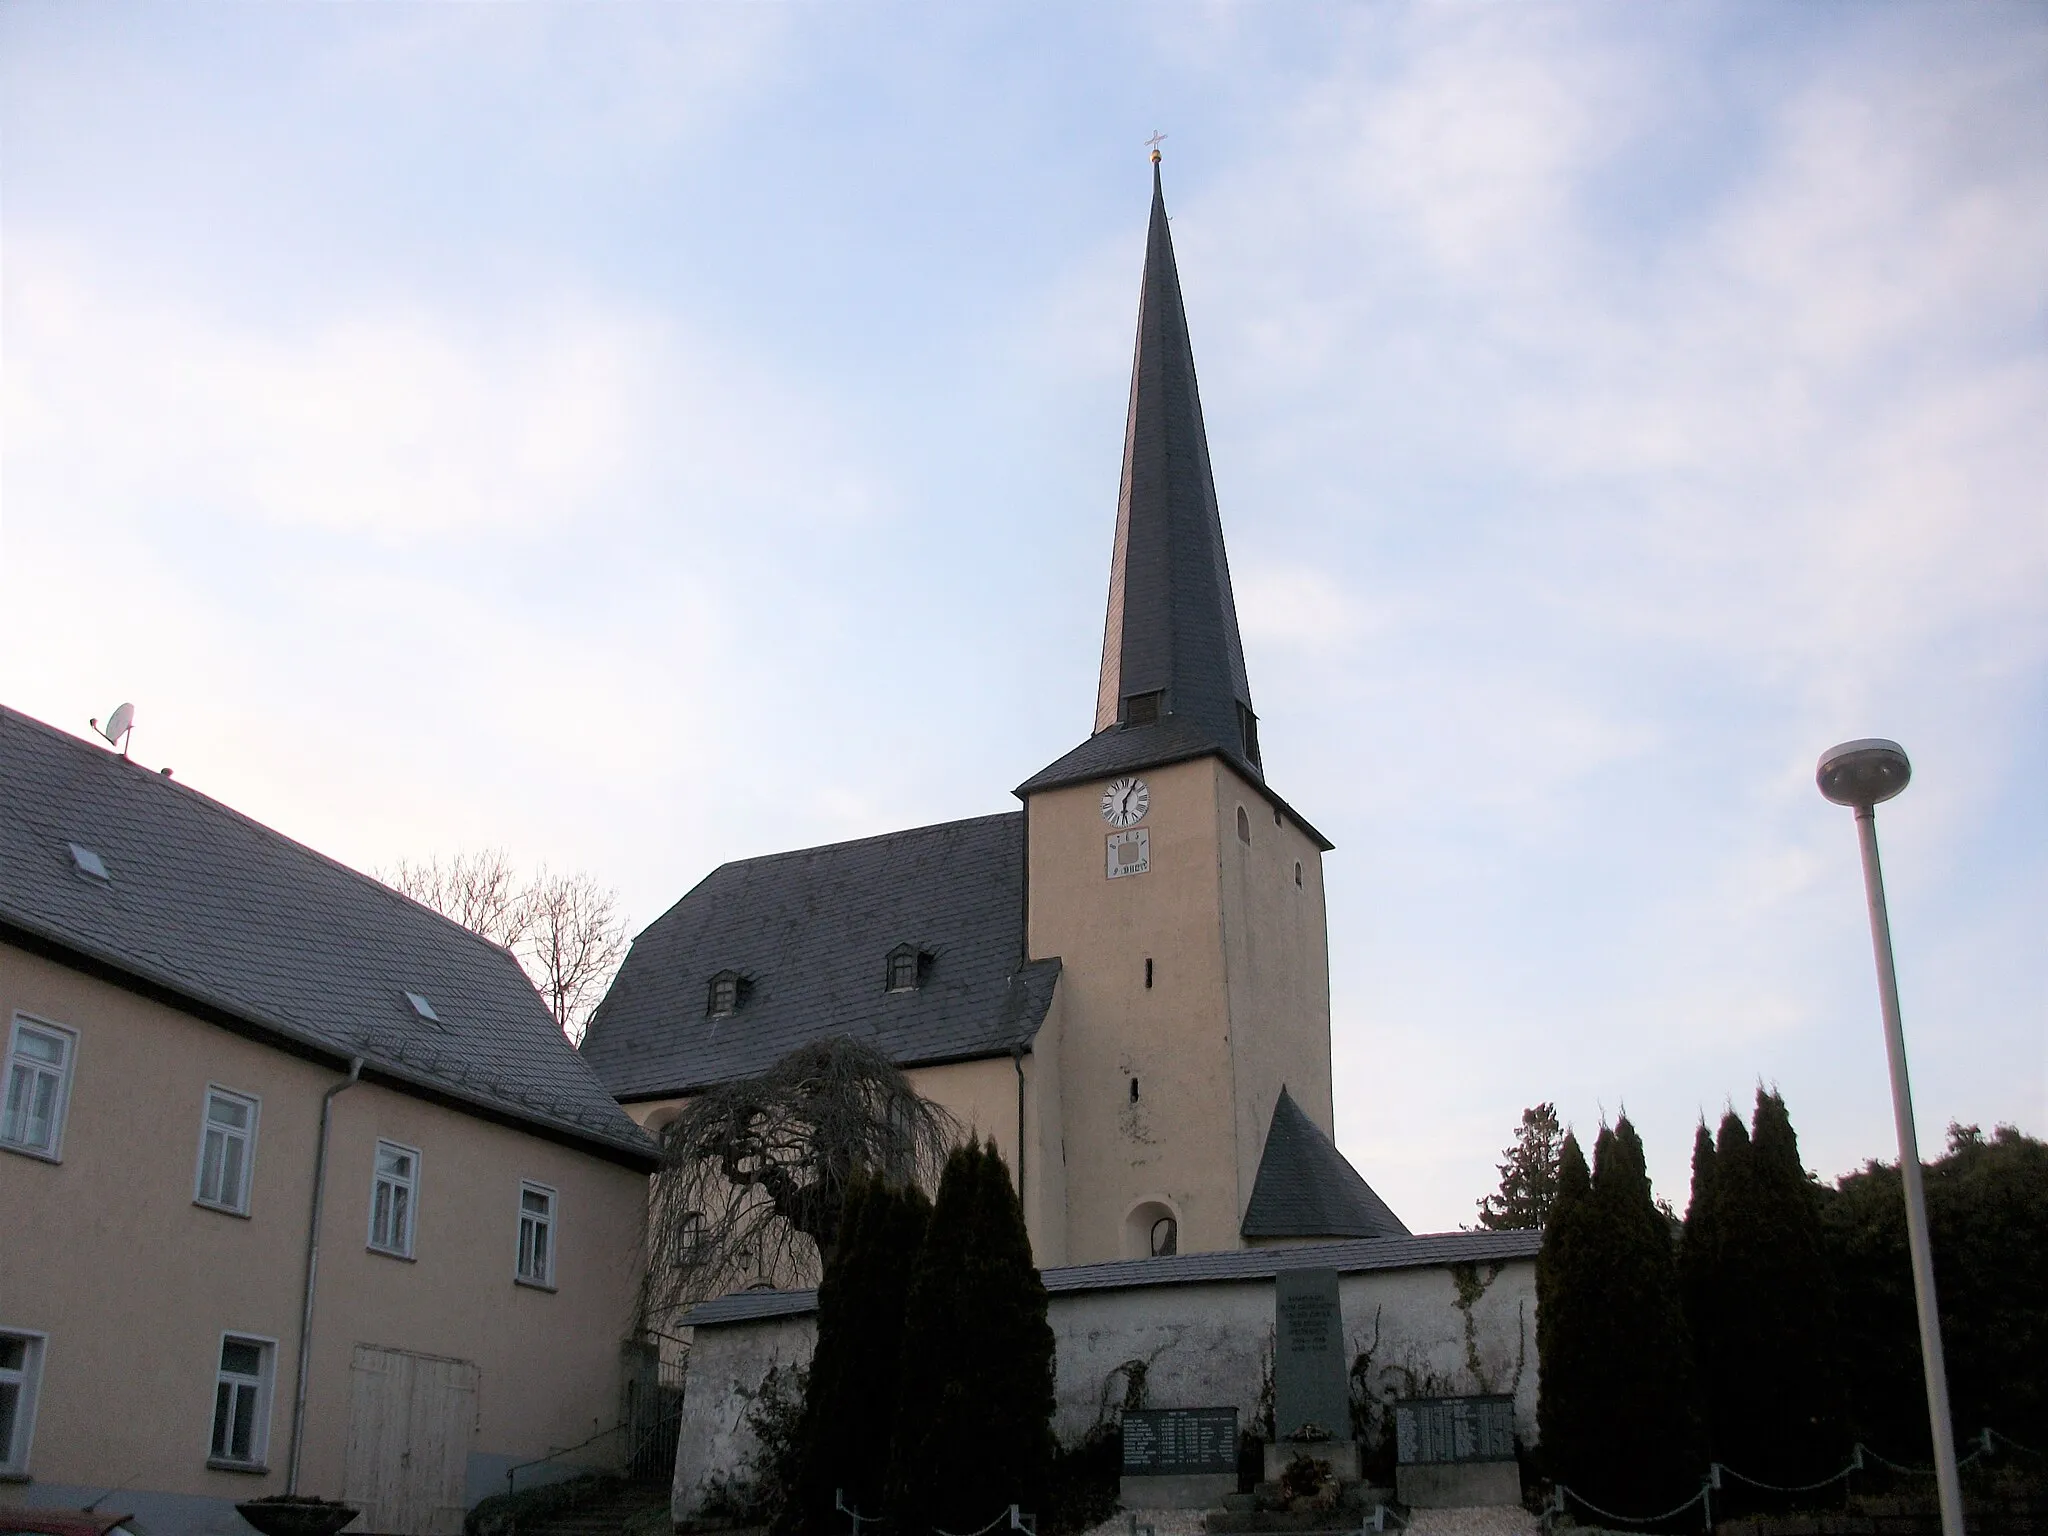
<box><xmin>670</xmin><ymin>1258</ymin><xmax>1538</xmax><ymax>1524</ymax></box>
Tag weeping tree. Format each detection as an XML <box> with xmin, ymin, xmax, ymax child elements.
<box><xmin>645</xmin><ymin>1036</ymin><xmax>957</xmax><ymax>1314</ymax></box>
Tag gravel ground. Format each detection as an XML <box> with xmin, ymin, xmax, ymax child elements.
<box><xmin>1080</xmin><ymin>1506</ymin><xmax>1538</xmax><ymax>1536</ymax></box>
<box><xmin>1404</xmin><ymin>1508</ymin><xmax>1540</xmax><ymax>1536</ymax></box>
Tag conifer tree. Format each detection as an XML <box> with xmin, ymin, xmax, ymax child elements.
<box><xmin>1679</xmin><ymin>1123</ymin><xmax>1723</xmax><ymax>1453</ymax></box>
<box><xmin>786</xmin><ymin>1175</ymin><xmax>933</xmax><ymax>1535</ymax></box>
<box><xmin>889</xmin><ymin>1140</ymin><xmax>1056</xmax><ymax>1533</ymax></box>
<box><xmin>1585</xmin><ymin>1118</ymin><xmax>1703</xmax><ymax>1513</ymax></box>
<box><xmin>1536</xmin><ymin>1131</ymin><xmax>1596</xmax><ymax>1485</ymax></box>
<box><xmin>1704</xmin><ymin>1091</ymin><xmax>1842</xmax><ymax>1482</ymax></box>
<box><xmin>1477</xmin><ymin>1103</ymin><xmax>1565</xmax><ymax>1230</ymax></box>
<box><xmin>1540</xmin><ymin>1121</ymin><xmax>1702</xmax><ymax>1513</ymax></box>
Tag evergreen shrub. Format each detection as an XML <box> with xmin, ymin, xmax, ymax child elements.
<box><xmin>889</xmin><ymin>1139</ymin><xmax>1057</xmax><ymax>1534</ymax></box>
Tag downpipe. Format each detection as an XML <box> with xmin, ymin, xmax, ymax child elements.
<box><xmin>287</xmin><ymin>1056</ymin><xmax>363</xmax><ymax>1493</ymax></box>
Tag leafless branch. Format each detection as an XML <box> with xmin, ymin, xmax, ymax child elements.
<box><xmin>381</xmin><ymin>848</ymin><xmax>531</xmax><ymax>947</ymax></box>
<box><xmin>520</xmin><ymin>866</ymin><xmax>630</xmax><ymax>1043</ymax></box>
<box><xmin>380</xmin><ymin>851</ymin><xmax>630</xmax><ymax>1043</ymax></box>
<box><xmin>644</xmin><ymin>1036</ymin><xmax>958</xmax><ymax>1319</ymax></box>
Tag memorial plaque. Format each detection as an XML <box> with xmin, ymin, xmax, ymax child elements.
<box><xmin>1393</xmin><ymin>1396</ymin><xmax>1516</xmax><ymax>1465</ymax></box>
<box><xmin>1273</xmin><ymin>1268</ymin><xmax>1350</xmax><ymax>1444</ymax></box>
<box><xmin>1121</xmin><ymin>1408</ymin><xmax>1239</xmax><ymax>1476</ymax></box>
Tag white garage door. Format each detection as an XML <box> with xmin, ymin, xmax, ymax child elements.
<box><xmin>343</xmin><ymin>1344</ymin><xmax>480</xmax><ymax>1535</ymax></box>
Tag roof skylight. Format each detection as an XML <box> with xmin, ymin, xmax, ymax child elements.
<box><xmin>405</xmin><ymin>991</ymin><xmax>441</xmax><ymax>1022</ymax></box>
<box><xmin>68</xmin><ymin>843</ymin><xmax>110</xmax><ymax>882</ymax></box>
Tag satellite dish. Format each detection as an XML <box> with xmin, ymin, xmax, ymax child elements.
<box><xmin>91</xmin><ymin>702</ymin><xmax>136</xmax><ymax>756</ymax></box>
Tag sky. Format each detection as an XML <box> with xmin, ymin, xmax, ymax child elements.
<box><xmin>3</xmin><ymin>1</ymin><xmax>2043</xmax><ymax>1234</ymax></box>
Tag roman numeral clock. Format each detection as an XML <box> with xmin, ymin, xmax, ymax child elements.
<box><xmin>1102</xmin><ymin>776</ymin><xmax>1150</xmax><ymax>878</ymax></box>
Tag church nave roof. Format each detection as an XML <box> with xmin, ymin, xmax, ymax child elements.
<box><xmin>579</xmin><ymin>811</ymin><xmax>1058</xmax><ymax>1099</ymax></box>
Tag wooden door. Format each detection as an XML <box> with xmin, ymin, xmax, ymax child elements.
<box><xmin>344</xmin><ymin>1345</ymin><xmax>480</xmax><ymax>1535</ymax></box>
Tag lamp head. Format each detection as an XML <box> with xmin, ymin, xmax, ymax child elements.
<box><xmin>1817</xmin><ymin>738</ymin><xmax>1911</xmax><ymax>808</ymax></box>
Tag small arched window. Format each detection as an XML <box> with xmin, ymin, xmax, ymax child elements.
<box><xmin>1150</xmin><ymin>1216</ymin><xmax>1178</xmax><ymax>1257</ymax></box>
<box><xmin>1295</xmin><ymin>861</ymin><xmax>1304</xmax><ymax>887</ymax></box>
<box><xmin>1236</xmin><ymin>806</ymin><xmax>1251</xmax><ymax>845</ymax></box>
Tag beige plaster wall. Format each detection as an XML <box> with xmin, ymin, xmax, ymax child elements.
<box><xmin>1025</xmin><ymin>755</ymin><xmax>1333</xmax><ymax>1264</ymax></box>
<box><xmin>0</xmin><ymin>944</ymin><xmax>646</xmax><ymax>1509</ymax></box>
<box><xmin>1213</xmin><ymin>763</ymin><xmax>1335</xmax><ymax>1208</ymax></box>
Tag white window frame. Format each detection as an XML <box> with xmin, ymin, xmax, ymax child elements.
<box><xmin>368</xmin><ymin>1139</ymin><xmax>421</xmax><ymax>1259</ymax></box>
<box><xmin>2</xmin><ymin>1014</ymin><xmax>78</xmax><ymax>1163</ymax></box>
<box><xmin>0</xmin><ymin>1327</ymin><xmax>48</xmax><ymax>1477</ymax></box>
<box><xmin>515</xmin><ymin>1181</ymin><xmax>557</xmax><ymax>1289</ymax></box>
<box><xmin>193</xmin><ymin>1085</ymin><xmax>260</xmax><ymax>1216</ymax></box>
<box><xmin>206</xmin><ymin>1331</ymin><xmax>276</xmax><ymax>1472</ymax></box>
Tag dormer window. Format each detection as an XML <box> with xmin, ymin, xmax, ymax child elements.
<box><xmin>1237</xmin><ymin>703</ymin><xmax>1261</xmax><ymax>766</ymax></box>
<box><xmin>885</xmin><ymin>944</ymin><xmax>931</xmax><ymax>993</ymax></box>
<box><xmin>707</xmin><ymin>971</ymin><xmax>751</xmax><ymax>1018</ymax></box>
<box><xmin>1123</xmin><ymin>690</ymin><xmax>1163</xmax><ymax>727</ymax></box>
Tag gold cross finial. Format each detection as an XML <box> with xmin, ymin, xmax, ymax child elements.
<box><xmin>1145</xmin><ymin>130</ymin><xmax>1167</xmax><ymax>164</ymax></box>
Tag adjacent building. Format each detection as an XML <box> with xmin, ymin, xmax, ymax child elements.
<box><xmin>0</xmin><ymin>709</ymin><xmax>657</xmax><ymax>1536</ymax></box>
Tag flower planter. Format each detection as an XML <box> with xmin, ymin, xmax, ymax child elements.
<box><xmin>235</xmin><ymin>1500</ymin><xmax>361</xmax><ymax>1536</ymax></box>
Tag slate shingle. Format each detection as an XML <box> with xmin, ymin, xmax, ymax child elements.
<box><xmin>578</xmin><ymin>813</ymin><xmax>1058</xmax><ymax>1100</ymax></box>
<box><xmin>1240</xmin><ymin>1087</ymin><xmax>1410</xmax><ymax>1240</ymax></box>
<box><xmin>0</xmin><ymin>707</ymin><xmax>653</xmax><ymax>1167</ymax></box>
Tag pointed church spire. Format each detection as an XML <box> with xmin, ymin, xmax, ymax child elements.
<box><xmin>1092</xmin><ymin>159</ymin><xmax>1260</xmax><ymax>773</ymax></box>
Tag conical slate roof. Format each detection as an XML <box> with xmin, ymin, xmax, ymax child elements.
<box><xmin>1022</xmin><ymin>162</ymin><xmax>1271</xmax><ymax>804</ymax></box>
<box><xmin>1241</xmin><ymin>1087</ymin><xmax>1410</xmax><ymax>1241</ymax></box>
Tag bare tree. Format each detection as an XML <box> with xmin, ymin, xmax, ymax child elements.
<box><xmin>645</xmin><ymin>1036</ymin><xmax>957</xmax><ymax>1315</ymax></box>
<box><xmin>522</xmin><ymin>867</ymin><xmax>629</xmax><ymax>1043</ymax></box>
<box><xmin>384</xmin><ymin>849</ymin><xmax>530</xmax><ymax>946</ymax></box>
<box><xmin>381</xmin><ymin>850</ymin><xmax>629</xmax><ymax>1044</ymax></box>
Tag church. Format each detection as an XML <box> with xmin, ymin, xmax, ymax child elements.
<box><xmin>579</xmin><ymin>157</ymin><xmax>1409</xmax><ymax>1269</ymax></box>
<box><xmin>605</xmin><ymin>164</ymin><xmax>1542</xmax><ymax>1517</ymax></box>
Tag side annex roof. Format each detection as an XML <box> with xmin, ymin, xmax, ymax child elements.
<box><xmin>579</xmin><ymin>813</ymin><xmax>1057</xmax><ymax>1100</ymax></box>
<box><xmin>1240</xmin><ymin>1086</ymin><xmax>1410</xmax><ymax>1240</ymax></box>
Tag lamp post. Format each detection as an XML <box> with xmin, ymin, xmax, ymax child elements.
<box><xmin>1816</xmin><ymin>738</ymin><xmax>1964</xmax><ymax>1536</ymax></box>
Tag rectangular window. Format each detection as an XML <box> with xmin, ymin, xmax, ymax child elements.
<box><xmin>2</xmin><ymin>1017</ymin><xmax>77</xmax><ymax>1160</ymax></box>
<box><xmin>369</xmin><ymin>1140</ymin><xmax>420</xmax><ymax>1258</ymax></box>
<box><xmin>516</xmin><ymin>1182</ymin><xmax>555</xmax><ymax>1288</ymax></box>
<box><xmin>195</xmin><ymin>1087</ymin><xmax>259</xmax><ymax>1214</ymax></box>
<box><xmin>208</xmin><ymin>1334</ymin><xmax>274</xmax><ymax>1470</ymax></box>
<box><xmin>0</xmin><ymin>1329</ymin><xmax>47</xmax><ymax>1476</ymax></box>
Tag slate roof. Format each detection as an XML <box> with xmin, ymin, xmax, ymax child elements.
<box><xmin>684</xmin><ymin>1228</ymin><xmax>1544</xmax><ymax>1327</ymax></box>
<box><xmin>1241</xmin><ymin>1088</ymin><xmax>1410</xmax><ymax>1240</ymax></box>
<box><xmin>1014</xmin><ymin>717</ymin><xmax>1333</xmax><ymax>850</ymax></box>
<box><xmin>1018</xmin><ymin>166</ymin><xmax>1331</xmax><ymax>853</ymax></box>
<box><xmin>579</xmin><ymin>813</ymin><xmax>1057</xmax><ymax>1100</ymax></box>
<box><xmin>0</xmin><ymin>707</ymin><xmax>655</xmax><ymax>1168</ymax></box>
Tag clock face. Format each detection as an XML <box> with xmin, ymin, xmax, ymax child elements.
<box><xmin>1100</xmin><ymin>776</ymin><xmax>1149</xmax><ymax>828</ymax></box>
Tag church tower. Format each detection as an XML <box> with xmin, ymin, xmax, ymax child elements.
<box><xmin>1017</xmin><ymin>161</ymin><xmax>1376</xmax><ymax>1266</ymax></box>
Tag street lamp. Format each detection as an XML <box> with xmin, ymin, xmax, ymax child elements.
<box><xmin>1816</xmin><ymin>738</ymin><xmax>1964</xmax><ymax>1536</ymax></box>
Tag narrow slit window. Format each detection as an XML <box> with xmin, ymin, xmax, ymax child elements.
<box><xmin>516</xmin><ymin>1182</ymin><xmax>555</xmax><ymax>1288</ymax></box>
<box><xmin>1236</xmin><ymin>806</ymin><xmax>1251</xmax><ymax>845</ymax></box>
<box><xmin>208</xmin><ymin>1335</ymin><xmax>274</xmax><ymax>1469</ymax></box>
<box><xmin>195</xmin><ymin>1087</ymin><xmax>259</xmax><ymax>1214</ymax></box>
<box><xmin>1129</xmin><ymin>1077</ymin><xmax>1140</xmax><ymax>1103</ymax></box>
<box><xmin>1295</xmin><ymin>861</ymin><xmax>1304</xmax><ymax>888</ymax></box>
<box><xmin>369</xmin><ymin>1140</ymin><xmax>419</xmax><ymax>1258</ymax></box>
<box><xmin>1144</xmin><ymin>958</ymin><xmax>1153</xmax><ymax>989</ymax></box>
<box><xmin>2</xmin><ymin>1017</ymin><xmax>77</xmax><ymax>1159</ymax></box>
